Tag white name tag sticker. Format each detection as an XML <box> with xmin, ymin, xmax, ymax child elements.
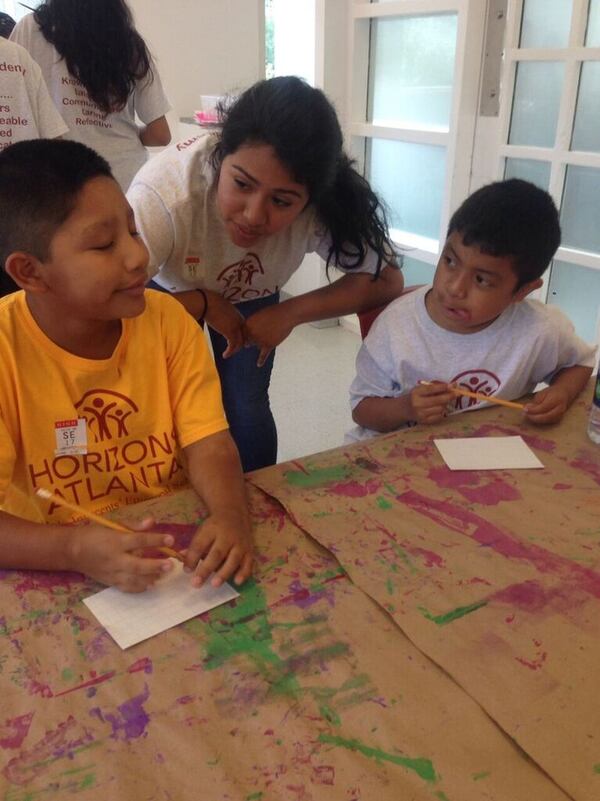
<box><xmin>184</xmin><ymin>257</ymin><xmax>202</xmax><ymax>280</ymax></box>
<box><xmin>54</xmin><ymin>418</ymin><xmax>87</xmax><ymax>456</ymax></box>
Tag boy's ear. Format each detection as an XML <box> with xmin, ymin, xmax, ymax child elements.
<box><xmin>512</xmin><ymin>277</ymin><xmax>543</xmax><ymax>303</ymax></box>
<box><xmin>4</xmin><ymin>252</ymin><xmax>49</xmax><ymax>293</ymax></box>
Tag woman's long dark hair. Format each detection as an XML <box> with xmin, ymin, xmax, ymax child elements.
<box><xmin>212</xmin><ymin>76</ymin><xmax>397</xmax><ymax>277</ymax></box>
<box><xmin>34</xmin><ymin>0</ymin><xmax>152</xmax><ymax>114</ymax></box>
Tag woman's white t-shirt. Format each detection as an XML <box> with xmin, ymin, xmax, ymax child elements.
<box><xmin>11</xmin><ymin>14</ymin><xmax>171</xmax><ymax>189</ymax></box>
<box><xmin>127</xmin><ymin>132</ymin><xmax>381</xmax><ymax>303</ymax></box>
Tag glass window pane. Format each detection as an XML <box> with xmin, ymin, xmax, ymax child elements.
<box><xmin>587</xmin><ymin>0</ymin><xmax>600</xmax><ymax>46</ymax></box>
<box><xmin>571</xmin><ymin>62</ymin><xmax>600</xmax><ymax>152</ymax></box>
<box><xmin>547</xmin><ymin>260</ymin><xmax>600</xmax><ymax>343</ymax></box>
<box><xmin>509</xmin><ymin>62</ymin><xmax>564</xmax><ymax>147</ymax></box>
<box><xmin>369</xmin><ymin>15</ymin><xmax>458</xmax><ymax>130</ymax></box>
<box><xmin>561</xmin><ymin>165</ymin><xmax>600</xmax><ymax>255</ymax></box>
<box><xmin>367</xmin><ymin>138</ymin><xmax>446</xmax><ymax>240</ymax></box>
<box><xmin>400</xmin><ymin>255</ymin><xmax>435</xmax><ymax>288</ymax></box>
<box><xmin>504</xmin><ymin>158</ymin><xmax>551</xmax><ymax>190</ymax></box>
<box><xmin>519</xmin><ymin>0</ymin><xmax>571</xmax><ymax>48</ymax></box>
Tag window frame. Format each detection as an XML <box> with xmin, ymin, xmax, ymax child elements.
<box><xmin>347</xmin><ymin>0</ymin><xmax>488</xmax><ymax>266</ymax></box>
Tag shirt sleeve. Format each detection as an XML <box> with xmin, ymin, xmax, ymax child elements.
<box><xmin>349</xmin><ymin>339</ymin><xmax>403</xmax><ymax>411</ymax></box>
<box><xmin>541</xmin><ymin>305</ymin><xmax>597</xmax><ymax>383</ymax></box>
<box><xmin>0</xmin><ymin>410</ymin><xmax>17</xmax><ymax>507</ymax></box>
<box><xmin>127</xmin><ymin>182</ymin><xmax>176</xmax><ymax>279</ymax></box>
<box><xmin>158</xmin><ymin>296</ymin><xmax>228</xmax><ymax>447</ymax></box>
<box><xmin>134</xmin><ymin>57</ymin><xmax>171</xmax><ymax>124</ymax></box>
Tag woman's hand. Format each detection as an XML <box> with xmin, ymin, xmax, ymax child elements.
<box><xmin>244</xmin><ymin>304</ymin><xmax>296</xmax><ymax>366</ymax></box>
<box><xmin>204</xmin><ymin>293</ymin><xmax>246</xmax><ymax>358</ymax></box>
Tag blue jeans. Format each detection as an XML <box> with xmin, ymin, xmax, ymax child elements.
<box><xmin>148</xmin><ymin>282</ymin><xmax>279</xmax><ymax>472</ymax></box>
<box><xmin>209</xmin><ymin>293</ymin><xmax>279</xmax><ymax>473</ymax></box>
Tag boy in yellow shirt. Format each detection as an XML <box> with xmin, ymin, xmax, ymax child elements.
<box><xmin>0</xmin><ymin>139</ymin><xmax>252</xmax><ymax>592</ymax></box>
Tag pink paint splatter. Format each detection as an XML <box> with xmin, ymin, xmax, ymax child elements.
<box><xmin>472</xmin><ymin>424</ymin><xmax>556</xmax><ymax>453</ymax></box>
<box><xmin>329</xmin><ymin>478</ymin><xmax>381</xmax><ymax>498</ymax></box>
<box><xmin>404</xmin><ymin>446</ymin><xmax>431</xmax><ymax>459</ymax></box>
<box><xmin>491</xmin><ymin>579</ymin><xmax>585</xmax><ymax>615</ymax></box>
<box><xmin>12</xmin><ymin>570</ymin><xmax>87</xmax><ymax>599</ymax></box>
<box><xmin>552</xmin><ymin>483</ymin><xmax>572</xmax><ymax>490</ymax></box>
<box><xmin>128</xmin><ymin>657</ymin><xmax>152</xmax><ymax>675</ymax></box>
<box><xmin>275</xmin><ymin>578</ymin><xmax>338</xmax><ymax>610</ymax></box>
<box><xmin>312</xmin><ymin>765</ymin><xmax>335</xmax><ymax>786</ymax></box>
<box><xmin>570</xmin><ymin>455</ymin><xmax>600</xmax><ymax>486</ymax></box>
<box><xmin>516</xmin><ymin>641</ymin><xmax>547</xmax><ymax>671</ymax></box>
<box><xmin>0</xmin><ymin>713</ymin><xmax>33</xmax><ymax>750</ymax></box>
<box><xmin>2</xmin><ymin>716</ymin><xmax>94</xmax><ymax>785</ymax></box>
<box><xmin>397</xmin><ymin>490</ymin><xmax>600</xmax><ymax>600</ymax></box>
<box><xmin>408</xmin><ymin>547</ymin><xmax>444</xmax><ymax>568</ymax></box>
<box><xmin>54</xmin><ymin>671</ymin><xmax>116</xmax><ymax>698</ymax></box>
<box><xmin>428</xmin><ymin>467</ymin><xmax>521</xmax><ymax>505</ymax></box>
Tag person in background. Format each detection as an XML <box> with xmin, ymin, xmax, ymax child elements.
<box><xmin>11</xmin><ymin>0</ymin><xmax>171</xmax><ymax>190</ymax></box>
<box><xmin>0</xmin><ymin>35</ymin><xmax>68</xmax><ymax>296</ymax></box>
<box><xmin>0</xmin><ymin>12</ymin><xmax>16</xmax><ymax>38</ymax></box>
<box><xmin>348</xmin><ymin>179</ymin><xmax>595</xmax><ymax>441</ymax></box>
<box><xmin>128</xmin><ymin>76</ymin><xmax>405</xmax><ymax>472</ymax></box>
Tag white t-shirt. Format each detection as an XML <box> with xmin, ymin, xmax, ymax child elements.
<box><xmin>11</xmin><ymin>14</ymin><xmax>171</xmax><ymax>189</ymax></box>
<box><xmin>127</xmin><ymin>132</ymin><xmax>381</xmax><ymax>303</ymax></box>
<box><xmin>0</xmin><ymin>38</ymin><xmax>67</xmax><ymax>150</ymax></box>
<box><xmin>347</xmin><ymin>285</ymin><xmax>596</xmax><ymax>441</ymax></box>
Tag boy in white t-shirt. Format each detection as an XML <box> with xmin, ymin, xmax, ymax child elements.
<box><xmin>349</xmin><ymin>179</ymin><xmax>595</xmax><ymax>441</ymax></box>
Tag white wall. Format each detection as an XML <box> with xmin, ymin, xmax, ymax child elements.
<box><xmin>128</xmin><ymin>0</ymin><xmax>264</xmax><ymax>133</ymax></box>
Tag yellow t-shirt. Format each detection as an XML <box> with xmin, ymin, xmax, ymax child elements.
<box><xmin>0</xmin><ymin>290</ymin><xmax>228</xmax><ymax>524</ymax></box>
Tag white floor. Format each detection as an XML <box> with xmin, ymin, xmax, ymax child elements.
<box><xmin>270</xmin><ymin>322</ymin><xmax>361</xmax><ymax>463</ymax></box>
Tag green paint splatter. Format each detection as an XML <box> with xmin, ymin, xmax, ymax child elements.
<box><xmin>246</xmin><ymin>793</ymin><xmax>264</xmax><ymax>801</ymax></box>
<box><xmin>261</xmin><ymin>556</ymin><xmax>286</xmax><ymax>576</ymax></box>
<box><xmin>389</xmin><ymin>543</ymin><xmax>418</xmax><ymax>574</ymax></box>
<box><xmin>473</xmin><ymin>771</ymin><xmax>491</xmax><ymax>781</ymax></box>
<box><xmin>202</xmin><ymin>579</ymin><xmax>300</xmax><ymax>699</ymax></box>
<box><xmin>309</xmin><ymin>566</ymin><xmax>346</xmax><ymax>593</ymax></box>
<box><xmin>417</xmin><ymin>599</ymin><xmax>488</xmax><ymax>626</ymax></box>
<box><xmin>435</xmin><ymin>792</ymin><xmax>451</xmax><ymax>801</ymax></box>
<box><xmin>284</xmin><ymin>464</ymin><xmax>350</xmax><ymax>488</ymax></box>
<box><xmin>376</xmin><ymin>496</ymin><xmax>393</xmax><ymax>510</ymax></box>
<box><xmin>61</xmin><ymin>668</ymin><xmax>75</xmax><ymax>683</ymax></box>
<box><xmin>386</xmin><ymin>579</ymin><xmax>394</xmax><ymax>596</ymax></box>
<box><xmin>319</xmin><ymin>733</ymin><xmax>437</xmax><ymax>783</ymax></box>
<box><xmin>320</xmin><ymin>704</ymin><xmax>341</xmax><ymax>726</ymax></box>
<box><xmin>593</xmin><ymin>763</ymin><xmax>600</xmax><ymax>774</ymax></box>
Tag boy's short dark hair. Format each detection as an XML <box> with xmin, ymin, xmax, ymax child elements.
<box><xmin>0</xmin><ymin>139</ymin><xmax>112</xmax><ymax>270</ymax></box>
<box><xmin>447</xmin><ymin>178</ymin><xmax>561</xmax><ymax>287</ymax></box>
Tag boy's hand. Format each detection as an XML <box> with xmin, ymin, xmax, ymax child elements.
<box><xmin>67</xmin><ymin>517</ymin><xmax>175</xmax><ymax>593</ymax></box>
<box><xmin>410</xmin><ymin>381</ymin><xmax>455</xmax><ymax>424</ymax></box>
<box><xmin>184</xmin><ymin>509</ymin><xmax>253</xmax><ymax>588</ymax></box>
<box><xmin>524</xmin><ymin>385</ymin><xmax>570</xmax><ymax>425</ymax></box>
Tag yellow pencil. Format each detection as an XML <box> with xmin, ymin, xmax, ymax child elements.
<box><xmin>419</xmin><ymin>381</ymin><xmax>525</xmax><ymax>411</ymax></box>
<box><xmin>35</xmin><ymin>488</ymin><xmax>184</xmax><ymax>562</ymax></box>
